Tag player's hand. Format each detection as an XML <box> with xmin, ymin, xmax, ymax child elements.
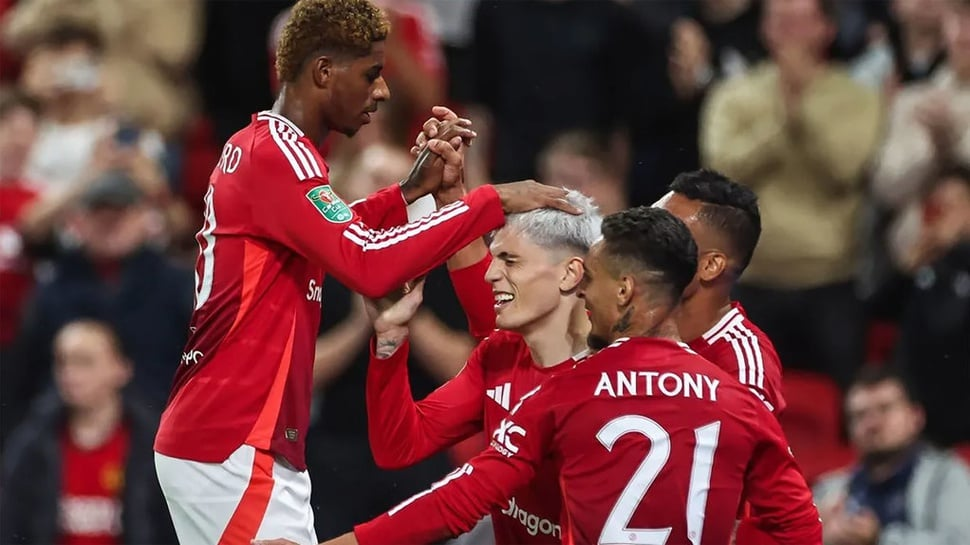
<box><xmin>493</xmin><ymin>181</ymin><xmax>582</xmax><ymax>215</ymax></box>
<box><xmin>411</xmin><ymin>106</ymin><xmax>476</xmax><ymax>156</ymax></box>
<box><xmin>399</xmin><ymin>137</ymin><xmax>465</xmax><ymax>204</ymax></box>
<box><xmin>364</xmin><ymin>278</ymin><xmax>426</xmax><ymax>333</ymax></box>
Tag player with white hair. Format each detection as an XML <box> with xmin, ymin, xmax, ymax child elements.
<box><xmin>359</xmin><ymin>189</ymin><xmax>600</xmax><ymax>545</ymax></box>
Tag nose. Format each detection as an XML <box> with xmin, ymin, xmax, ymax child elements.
<box><xmin>484</xmin><ymin>259</ymin><xmax>501</xmax><ymax>283</ymax></box>
<box><xmin>373</xmin><ymin>77</ymin><xmax>390</xmax><ymax>102</ymax></box>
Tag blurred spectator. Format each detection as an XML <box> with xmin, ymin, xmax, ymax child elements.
<box><xmin>701</xmin><ymin>0</ymin><xmax>883</xmax><ymax>389</ymax></box>
<box><xmin>536</xmin><ymin>130</ymin><xmax>628</xmax><ymax>215</ymax></box>
<box><xmin>469</xmin><ymin>0</ymin><xmax>641</xmax><ymax>184</ymax></box>
<box><xmin>0</xmin><ymin>319</ymin><xmax>175</xmax><ymax>545</ymax></box>
<box><xmin>626</xmin><ymin>0</ymin><xmax>766</xmax><ymax>205</ymax></box>
<box><xmin>871</xmin><ymin>0</ymin><xmax>970</xmax><ymax>273</ymax></box>
<box><xmin>0</xmin><ymin>89</ymin><xmax>40</xmax><ymax>348</ymax></box>
<box><xmin>855</xmin><ymin>0</ymin><xmax>947</xmax><ymax>92</ymax></box>
<box><xmin>0</xmin><ymin>88</ymin><xmax>41</xmax><ymax>445</ymax></box>
<box><xmin>306</xmin><ymin>144</ymin><xmax>481</xmax><ymax>540</ymax></box>
<box><xmin>892</xmin><ymin>165</ymin><xmax>970</xmax><ymax>447</ymax></box>
<box><xmin>2</xmin><ymin>0</ymin><xmax>202</xmax><ymax>140</ymax></box>
<box><xmin>813</xmin><ymin>366</ymin><xmax>970</xmax><ymax>545</ymax></box>
<box><xmin>11</xmin><ymin>170</ymin><xmax>193</xmax><ymax>415</ymax></box>
<box><xmin>10</xmin><ymin>23</ymin><xmax>166</xmax><ymax>193</ymax></box>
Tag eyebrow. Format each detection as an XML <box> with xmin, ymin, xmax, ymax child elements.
<box><xmin>495</xmin><ymin>251</ymin><xmax>518</xmax><ymax>260</ymax></box>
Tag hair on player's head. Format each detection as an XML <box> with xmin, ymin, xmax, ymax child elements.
<box><xmin>505</xmin><ymin>189</ymin><xmax>602</xmax><ymax>257</ymax></box>
<box><xmin>600</xmin><ymin>207</ymin><xmax>698</xmax><ymax>304</ymax></box>
<box><xmin>669</xmin><ymin>169</ymin><xmax>761</xmax><ymax>271</ymax></box>
<box><xmin>275</xmin><ymin>0</ymin><xmax>390</xmax><ymax>84</ymax></box>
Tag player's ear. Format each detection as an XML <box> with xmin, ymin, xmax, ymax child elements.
<box><xmin>311</xmin><ymin>56</ymin><xmax>335</xmax><ymax>89</ymax></box>
<box><xmin>560</xmin><ymin>257</ymin><xmax>585</xmax><ymax>293</ymax></box>
<box><xmin>616</xmin><ymin>275</ymin><xmax>634</xmax><ymax>307</ymax></box>
<box><xmin>697</xmin><ymin>250</ymin><xmax>727</xmax><ymax>282</ymax></box>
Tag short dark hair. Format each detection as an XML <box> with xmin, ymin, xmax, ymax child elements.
<box><xmin>275</xmin><ymin>0</ymin><xmax>390</xmax><ymax>84</ymax></box>
<box><xmin>35</xmin><ymin>23</ymin><xmax>105</xmax><ymax>55</ymax></box>
<box><xmin>669</xmin><ymin>169</ymin><xmax>762</xmax><ymax>271</ymax></box>
<box><xmin>850</xmin><ymin>365</ymin><xmax>920</xmax><ymax>405</ymax></box>
<box><xmin>0</xmin><ymin>88</ymin><xmax>41</xmax><ymax>121</ymax></box>
<box><xmin>600</xmin><ymin>207</ymin><xmax>698</xmax><ymax>303</ymax></box>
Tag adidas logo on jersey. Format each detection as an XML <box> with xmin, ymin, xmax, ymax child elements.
<box><xmin>486</xmin><ymin>382</ymin><xmax>511</xmax><ymax>411</ymax></box>
<box><xmin>500</xmin><ymin>496</ymin><xmax>561</xmax><ymax>538</ymax></box>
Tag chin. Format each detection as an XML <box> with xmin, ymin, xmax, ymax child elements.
<box><xmin>587</xmin><ymin>333</ymin><xmax>610</xmax><ymax>351</ymax></box>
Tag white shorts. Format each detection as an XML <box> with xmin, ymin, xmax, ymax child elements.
<box><xmin>155</xmin><ymin>445</ymin><xmax>317</xmax><ymax>545</ymax></box>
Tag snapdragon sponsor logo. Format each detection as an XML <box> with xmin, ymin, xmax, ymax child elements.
<box><xmin>500</xmin><ymin>496</ymin><xmax>561</xmax><ymax>538</ymax></box>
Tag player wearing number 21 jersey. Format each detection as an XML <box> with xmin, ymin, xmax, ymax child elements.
<box><xmin>345</xmin><ymin>207</ymin><xmax>822</xmax><ymax>545</ymax></box>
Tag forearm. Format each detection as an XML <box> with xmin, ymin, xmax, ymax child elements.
<box><xmin>408</xmin><ymin>310</ymin><xmax>476</xmax><ymax>382</ymax></box>
<box><xmin>313</xmin><ymin>317</ymin><xmax>372</xmax><ymax>388</ymax></box>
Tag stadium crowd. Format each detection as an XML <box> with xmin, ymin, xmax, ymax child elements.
<box><xmin>0</xmin><ymin>0</ymin><xmax>968</xmax><ymax>543</ymax></box>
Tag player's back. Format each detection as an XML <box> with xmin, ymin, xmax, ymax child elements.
<box><xmin>156</xmin><ymin>112</ymin><xmax>327</xmax><ymax>469</ymax></box>
<box><xmin>547</xmin><ymin>336</ymin><xmax>778</xmax><ymax>545</ymax></box>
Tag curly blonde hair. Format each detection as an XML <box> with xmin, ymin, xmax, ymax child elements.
<box><xmin>275</xmin><ymin>0</ymin><xmax>390</xmax><ymax>84</ymax></box>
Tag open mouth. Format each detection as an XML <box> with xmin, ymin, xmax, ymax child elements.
<box><xmin>493</xmin><ymin>291</ymin><xmax>514</xmax><ymax>311</ymax></box>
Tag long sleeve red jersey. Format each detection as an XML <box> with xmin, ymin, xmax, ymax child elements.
<box><xmin>365</xmin><ymin>329</ymin><xmax>573</xmax><ymax>544</ymax></box>
<box><xmin>154</xmin><ymin>111</ymin><xmax>506</xmax><ymax>470</ymax></box>
<box><xmin>356</xmin><ymin>337</ymin><xmax>822</xmax><ymax>545</ymax></box>
<box><xmin>687</xmin><ymin>302</ymin><xmax>786</xmax><ymax>414</ymax></box>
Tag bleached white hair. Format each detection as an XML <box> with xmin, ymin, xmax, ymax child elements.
<box><xmin>502</xmin><ymin>189</ymin><xmax>602</xmax><ymax>256</ymax></box>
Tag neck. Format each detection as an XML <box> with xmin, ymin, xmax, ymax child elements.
<box><xmin>47</xmin><ymin>94</ymin><xmax>102</xmax><ymax>125</ymax></box>
<box><xmin>865</xmin><ymin>445</ymin><xmax>917</xmax><ymax>483</ymax></box>
<box><xmin>67</xmin><ymin>395</ymin><xmax>124</xmax><ymax>449</ymax></box>
<box><xmin>274</xmin><ymin>84</ymin><xmax>327</xmax><ymax>146</ymax></box>
<box><xmin>676</xmin><ymin>285</ymin><xmax>734</xmax><ymax>342</ymax></box>
<box><xmin>522</xmin><ymin>299</ymin><xmax>589</xmax><ymax>367</ymax></box>
<box><xmin>620</xmin><ymin>297</ymin><xmax>682</xmax><ymax>343</ymax></box>
<box><xmin>902</xmin><ymin>25</ymin><xmax>942</xmax><ymax>60</ymax></box>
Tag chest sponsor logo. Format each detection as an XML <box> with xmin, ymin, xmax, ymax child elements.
<box><xmin>491</xmin><ymin>418</ymin><xmax>525</xmax><ymax>456</ymax></box>
<box><xmin>500</xmin><ymin>496</ymin><xmax>561</xmax><ymax>538</ymax></box>
<box><xmin>306</xmin><ymin>185</ymin><xmax>352</xmax><ymax>223</ymax></box>
<box><xmin>307</xmin><ymin>278</ymin><xmax>323</xmax><ymax>303</ymax></box>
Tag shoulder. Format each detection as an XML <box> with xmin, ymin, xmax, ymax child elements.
<box><xmin>250</xmin><ymin>112</ymin><xmax>328</xmax><ymax>183</ymax></box>
<box><xmin>917</xmin><ymin>447</ymin><xmax>970</xmax><ymax>482</ymax></box>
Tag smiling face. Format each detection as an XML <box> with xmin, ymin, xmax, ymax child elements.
<box><xmin>319</xmin><ymin>41</ymin><xmax>390</xmax><ymax>137</ymax></box>
<box><xmin>485</xmin><ymin>226</ymin><xmax>584</xmax><ymax>333</ymax></box>
<box><xmin>577</xmin><ymin>240</ymin><xmax>625</xmax><ymax>350</ymax></box>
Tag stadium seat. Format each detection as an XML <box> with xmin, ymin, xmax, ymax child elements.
<box><xmin>778</xmin><ymin>370</ymin><xmax>855</xmax><ymax>484</ymax></box>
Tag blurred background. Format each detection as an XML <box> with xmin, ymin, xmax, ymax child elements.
<box><xmin>0</xmin><ymin>0</ymin><xmax>967</xmax><ymax>543</ymax></box>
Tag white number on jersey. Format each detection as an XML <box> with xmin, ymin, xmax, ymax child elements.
<box><xmin>596</xmin><ymin>416</ymin><xmax>721</xmax><ymax>545</ymax></box>
<box><xmin>194</xmin><ymin>185</ymin><xmax>217</xmax><ymax>310</ymax></box>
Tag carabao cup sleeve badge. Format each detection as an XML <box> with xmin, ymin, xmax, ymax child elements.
<box><xmin>306</xmin><ymin>185</ymin><xmax>353</xmax><ymax>223</ymax></box>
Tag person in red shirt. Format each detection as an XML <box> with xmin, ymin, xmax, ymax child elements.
<box><xmin>654</xmin><ymin>169</ymin><xmax>787</xmax><ymax>544</ymax></box>
<box><xmin>258</xmin><ymin>207</ymin><xmax>822</xmax><ymax>545</ymax></box>
<box><xmin>655</xmin><ymin>169</ymin><xmax>785</xmax><ymax>414</ymax></box>
<box><xmin>1</xmin><ymin>319</ymin><xmax>175</xmax><ymax>545</ymax></box>
<box><xmin>362</xmin><ymin>189</ymin><xmax>601</xmax><ymax>545</ymax></box>
<box><xmin>152</xmin><ymin>1</ymin><xmax>575</xmax><ymax>544</ymax></box>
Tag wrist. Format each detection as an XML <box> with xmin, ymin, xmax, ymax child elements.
<box><xmin>373</xmin><ymin>329</ymin><xmax>408</xmax><ymax>359</ymax></box>
<box><xmin>398</xmin><ymin>179</ymin><xmax>424</xmax><ymax>205</ymax></box>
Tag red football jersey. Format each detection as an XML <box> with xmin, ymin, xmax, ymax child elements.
<box><xmin>58</xmin><ymin>424</ymin><xmax>129</xmax><ymax>545</ymax></box>
<box><xmin>356</xmin><ymin>337</ymin><xmax>822</xmax><ymax>545</ymax></box>
<box><xmin>688</xmin><ymin>302</ymin><xmax>786</xmax><ymax>414</ymax></box>
<box><xmin>366</xmin><ymin>329</ymin><xmax>573</xmax><ymax>545</ymax></box>
<box><xmin>154</xmin><ymin>111</ymin><xmax>506</xmax><ymax>470</ymax></box>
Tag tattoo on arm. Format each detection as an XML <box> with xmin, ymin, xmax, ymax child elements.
<box><xmin>376</xmin><ymin>336</ymin><xmax>405</xmax><ymax>359</ymax></box>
